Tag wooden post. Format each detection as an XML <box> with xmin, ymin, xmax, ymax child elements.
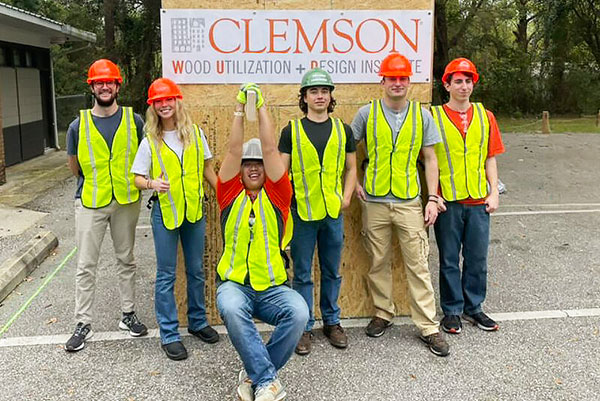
<box><xmin>245</xmin><ymin>90</ymin><xmax>257</xmax><ymax>122</ymax></box>
<box><xmin>542</xmin><ymin>111</ymin><xmax>551</xmax><ymax>134</ymax></box>
<box><xmin>596</xmin><ymin>109</ymin><xmax>599</xmax><ymax>127</ymax></box>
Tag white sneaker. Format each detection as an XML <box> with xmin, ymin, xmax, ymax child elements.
<box><xmin>237</xmin><ymin>369</ymin><xmax>254</xmax><ymax>401</ymax></box>
<box><xmin>254</xmin><ymin>378</ymin><xmax>286</xmax><ymax>401</ymax></box>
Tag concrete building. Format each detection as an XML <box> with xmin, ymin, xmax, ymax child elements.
<box><xmin>0</xmin><ymin>2</ymin><xmax>95</xmax><ymax>184</ymax></box>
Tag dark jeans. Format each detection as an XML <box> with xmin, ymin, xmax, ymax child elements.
<box><xmin>290</xmin><ymin>209</ymin><xmax>344</xmax><ymax>331</ymax></box>
<box><xmin>434</xmin><ymin>202</ymin><xmax>490</xmax><ymax>316</ymax></box>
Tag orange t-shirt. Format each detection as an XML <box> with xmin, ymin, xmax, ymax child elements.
<box><xmin>441</xmin><ymin>104</ymin><xmax>505</xmax><ymax>205</ymax></box>
<box><xmin>216</xmin><ymin>172</ymin><xmax>293</xmax><ymax>223</ymax></box>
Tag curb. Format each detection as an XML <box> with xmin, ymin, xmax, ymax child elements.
<box><xmin>0</xmin><ymin>231</ymin><xmax>58</xmax><ymax>303</ymax></box>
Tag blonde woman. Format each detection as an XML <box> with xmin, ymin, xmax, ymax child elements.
<box><xmin>131</xmin><ymin>78</ymin><xmax>218</xmax><ymax>360</ymax></box>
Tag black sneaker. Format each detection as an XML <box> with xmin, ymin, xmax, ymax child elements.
<box><xmin>65</xmin><ymin>322</ymin><xmax>93</xmax><ymax>352</ymax></box>
<box><xmin>188</xmin><ymin>325</ymin><xmax>219</xmax><ymax>344</ymax></box>
<box><xmin>441</xmin><ymin>315</ymin><xmax>462</xmax><ymax>334</ymax></box>
<box><xmin>419</xmin><ymin>332</ymin><xmax>450</xmax><ymax>357</ymax></box>
<box><xmin>365</xmin><ymin>317</ymin><xmax>393</xmax><ymax>338</ymax></box>
<box><xmin>162</xmin><ymin>341</ymin><xmax>188</xmax><ymax>360</ymax></box>
<box><xmin>119</xmin><ymin>312</ymin><xmax>148</xmax><ymax>337</ymax></box>
<box><xmin>462</xmin><ymin>312</ymin><xmax>499</xmax><ymax>331</ymax></box>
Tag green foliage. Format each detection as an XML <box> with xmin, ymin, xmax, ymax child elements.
<box><xmin>435</xmin><ymin>0</ymin><xmax>600</xmax><ymax>115</ymax></box>
<box><xmin>8</xmin><ymin>0</ymin><xmax>600</xmax><ymax>117</ymax></box>
<box><xmin>15</xmin><ymin>0</ymin><xmax>160</xmax><ymax>116</ymax></box>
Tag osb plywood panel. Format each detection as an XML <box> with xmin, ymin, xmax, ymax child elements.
<box><xmin>331</xmin><ymin>0</ymin><xmax>433</xmax><ymax>10</ymax></box>
<box><xmin>164</xmin><ymin>0</ymin><xmax>265</xmax><ymax>9</ymax></box>
<box><xmin>164</xmin><ymin>0</ymin><xmax>434</xmax><ymax>10</ymax></box>
<box><xmin>180</xmin><ymin>84</ymin><xmax>432</xmax><ymax>107</ymax></box>
<box><xmin>164</xmin><ymin>0</ymin><xmax>434</xmax><ymax>325</ymax></box>
<box><xmin>174</xmin><ymin>102</ymin><xmax>438</xmax><ymax>325</ymax></box>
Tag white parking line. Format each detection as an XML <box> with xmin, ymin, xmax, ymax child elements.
<box><xmin>1</xmin><ymin>308</ymin><xmax>599</xmax><ymax>348</ymax></box>
<box><xmin>494</xmin><ymin>209</ymin><xmax>600</xmax><ymax>217</ymax></box>
<box><xmin>501</xmin><ymin>203</ymin><xmax>600</xmax><ymax>208</ymax></box>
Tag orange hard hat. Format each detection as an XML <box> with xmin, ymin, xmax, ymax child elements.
<box><xmin>378</xmin><ymin>53</ymin><xmax>412</xmax><ymax>77</ymax></box>
<box><xmin>442</xmin><ymin>58</ymin><xmax>479</xmax><ymax>84</ymax></box>
<box><xmin>147</xmin><ymin>78</ymin><xmax>183</xmax><ymax>105</ymax></box>
<box><xmin>87</xmin><ymin>59</ymin><xmax>123</xmax><ymax>84</ymax></box>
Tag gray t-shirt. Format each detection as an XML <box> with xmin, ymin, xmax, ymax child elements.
<box><xmin>66</xmin><ymin>106</ymin><xmax>145</xmax><ymax>199</ymax></box>
<box><xmin>351</xmin><ymin>100</ymin><xmax>441</xmax><ymax>203</ymax></box>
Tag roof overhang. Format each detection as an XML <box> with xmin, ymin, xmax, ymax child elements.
<box><xmin>0</xmin><ymin>2</ymin><xmax>95</xmax><ymax>49</ymax></box>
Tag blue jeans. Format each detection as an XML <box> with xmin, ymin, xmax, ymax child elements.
<box><xmin>434</xmin><ymin>202</ymin><xmax>490</xmax><ymax>316</ymax></box>
<box><xmin>151</xmin><ymin>204</ymin><xmax>208</xmax><ymax>345</ymax></box>
<box><xmin>290</xmin><ymin>209</ymin><xmax>343</xmax><ymax>331</ymax></box>
<box><xmin>217</xmin><ymin>281</ymin><xmax>308</xmax><ymax>389</ymax></box>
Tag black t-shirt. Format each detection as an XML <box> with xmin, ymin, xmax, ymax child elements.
<box><xmin>278</xmin><ymin>117</ymin><xmax>356</xmax><ymax>163</ymax></box>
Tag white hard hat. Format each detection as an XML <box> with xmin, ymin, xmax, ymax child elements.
<box><xmin>242</xmin><ymin>138</ymin><xmax>263</xmax><ymax>161</ymax></box>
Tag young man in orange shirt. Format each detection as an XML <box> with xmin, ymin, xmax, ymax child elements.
<box><xmin>431</xmin><ymin>58</ymin><xmax>505</xmax><ymax>334</ymax></box>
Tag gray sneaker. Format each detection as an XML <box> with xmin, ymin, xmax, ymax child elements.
<box><xmin>65</xmin><ymin>322</ymin><xmax>93</xmax><ymax>352</ymax></box>
<box><xmin>119</xmin><ymin>312</ymin><xmax>148</xmax><ymax>337</ymax></box>
<box><xmin>420</xmin><ymin>332</ymin><xmax>450</xmax><ymax>357</ymax></box>
<box><xmin>254</xmin><ymin>378</ymin><xmax>286</xmax><ymax>401</ymax></box>
<box><xmin>237</xmin><ymin>369</ymin><xmax>253</xmax><ymax>401</ymax></box>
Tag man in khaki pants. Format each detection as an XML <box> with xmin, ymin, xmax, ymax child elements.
<box><xmin>65</xmin><ymin>59</ymin><xmax>147</xmax><ymax>352</ymax></box>
<box><xmin>351</xmin><ymin>53</ymin><xmax>449</xmax><ymax>356</ymax></box>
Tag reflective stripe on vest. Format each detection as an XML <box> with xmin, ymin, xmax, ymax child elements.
<box><xmin>290</xmin><ymin>118</ymin><xmax>346</xmax><ymax>221</ymax></box>
<box><xmin>148</xmin><ymin>125</ymin><xmax>205</xmax><ymax>230</ymax></box>
<box><xmin>217</xmin><ymin>190</ymin><xmax>289</xmax><ymax>291</ymax></box>
<box><xmin>431</xmin><ymin>103</ymin><xmax>490</xmax><ymax>201</ymax></box>
<box><xmin>77</xmin><ymin>107</ymin><xmax>139</xmax><ymax>208</ymax></box>
<box><xmin>364</xmin><ymin>100</ymin><xmax>423</xmax><ymax>199</ymax></box>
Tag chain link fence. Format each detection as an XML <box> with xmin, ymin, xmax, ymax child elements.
<box><xmin>55</xmin><ymin>94</ymin><xmax>92</xmax><ymax>148</ymax></box>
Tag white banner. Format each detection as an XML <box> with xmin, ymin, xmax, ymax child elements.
<box><xmin>160</xmin><ymin>9</ymin><xmax>433</xmax><ymax>84</ymax></box>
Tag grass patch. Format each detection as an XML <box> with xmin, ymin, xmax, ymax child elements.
<box><xmin>497</xmin><ymin>115</ymin><xmax>600</xmax><ymax>134</ymax></box>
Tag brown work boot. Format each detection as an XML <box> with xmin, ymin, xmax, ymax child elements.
<box><xmin>420</xmin><ymin>332</ymin><xmax>450</xmax><ymax>357</ymax></box>
<box><xmin>294</xmin><ymin>331</ymin><xmax>313</xmax><ymax>355</ymax></box>
<box><xmin>365</xmin><ymin>317</ymin><xmax>393</xmax><ymax>338</ymax></box>
<box><xmin>323</xmin><ymin>324</ymin><xmax>348</xmax><ymax>349</ymax></box>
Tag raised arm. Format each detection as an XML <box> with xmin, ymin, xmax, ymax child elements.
<box><xmin>257</xmin><ymin>106</ymin><xmax>285</xmax><ymax>182</ymax></box>
<box><xmin>218</xmin><ymin>99</ymin><xmax>245</xmax><ymax>182</ymax></box>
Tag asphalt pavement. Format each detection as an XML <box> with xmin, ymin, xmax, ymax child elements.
<box><xmin>0</xmin><ymin>134</ymin><xmax>599</xmax><ymax>401</ymax></box>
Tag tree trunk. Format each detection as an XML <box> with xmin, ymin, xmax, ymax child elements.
<box><xmin>434</xmin><ymin>0</ymin><xmax>450</xmax><ymax>104</ymax></box>
<box><xmin>104</xmin><ymin>0</ymin><xmax>117</xmax><ymax>57</ymax></box>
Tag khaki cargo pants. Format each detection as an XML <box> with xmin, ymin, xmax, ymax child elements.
<box><xmin>360</xmin><ymin>198</ymin><xmax>440</xmax><ymax>336</ymax></box>
<box><xmin>74</xmin><ymin>198</ymin><xmax>141</xmax><ymax>325</ymax></box>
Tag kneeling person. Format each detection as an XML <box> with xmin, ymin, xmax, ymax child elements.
<box><xmin>216</xmin><ymin>84</ymin><xmax>309</xmax><ymax>401</ymax></box>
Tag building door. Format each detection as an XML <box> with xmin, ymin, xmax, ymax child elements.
<box><xmin>0</xmin><ymin>66</ymin><xmax>20</xmax><ymax>166</ymax></box>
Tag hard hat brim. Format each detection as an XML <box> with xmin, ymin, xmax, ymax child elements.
<box><xmin>147</xmin><ymin>94</ymin><xmax>183</xmax><ymax>105</ymax></box>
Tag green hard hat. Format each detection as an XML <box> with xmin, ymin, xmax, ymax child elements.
<box><xmin>300</xmin><ymin>68</ymin><xmax>335</xmax><ymax>90</ymax></box>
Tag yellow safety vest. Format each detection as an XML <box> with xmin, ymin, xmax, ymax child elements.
<box><xmin>290</xmin><ymin>118</ymin><xmax>346</xmax><ymax>221</ymax></box>
<box><xmin>148</xmin><ymin>125</ymin><xmax>205</xmax><ymax>230</ymax></box>
<box><xmin>217</xmin><ymin>189</ymin><xmax>292</xmax><ymax>291</ymax></box>
<box><xmin>77</xmin><ymin>107</ymin><xmax>139</xmax><ymax>208</ymax></box>
<box><xmin>431</xmin><ymin>103</ymin><xmax>490</xmax><ymax>201</ymax></box>
<box><xmin>364</xmin><ymin>100</ymin><xmax>423</xmax><ymax>199</ymax></box>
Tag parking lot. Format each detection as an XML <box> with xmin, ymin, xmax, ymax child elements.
<box><xmin>0</xmin><ymin>133</ymin><xmax>599</xmax><ymax>400</ymax></box>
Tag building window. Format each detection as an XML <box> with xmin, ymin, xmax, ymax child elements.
<box><xmin>0</xmin><ymin>48</ymin><xmax>6</xmax><ymax>66</ymax></box>
<box><xmin>13</xmin><ymin>49</ymin><xmax>23</xmax><ymax>66</ymax></box>
<box><xmin>25</xmin><ymin>50</ymin><xmax>33</xmax><ymax>67</ymax></box>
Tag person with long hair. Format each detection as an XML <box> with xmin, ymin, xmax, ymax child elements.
<box><xmin>131</xmin><ymin>78</ymin><xmax>219</xmax><ymax>360</ymax></box>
